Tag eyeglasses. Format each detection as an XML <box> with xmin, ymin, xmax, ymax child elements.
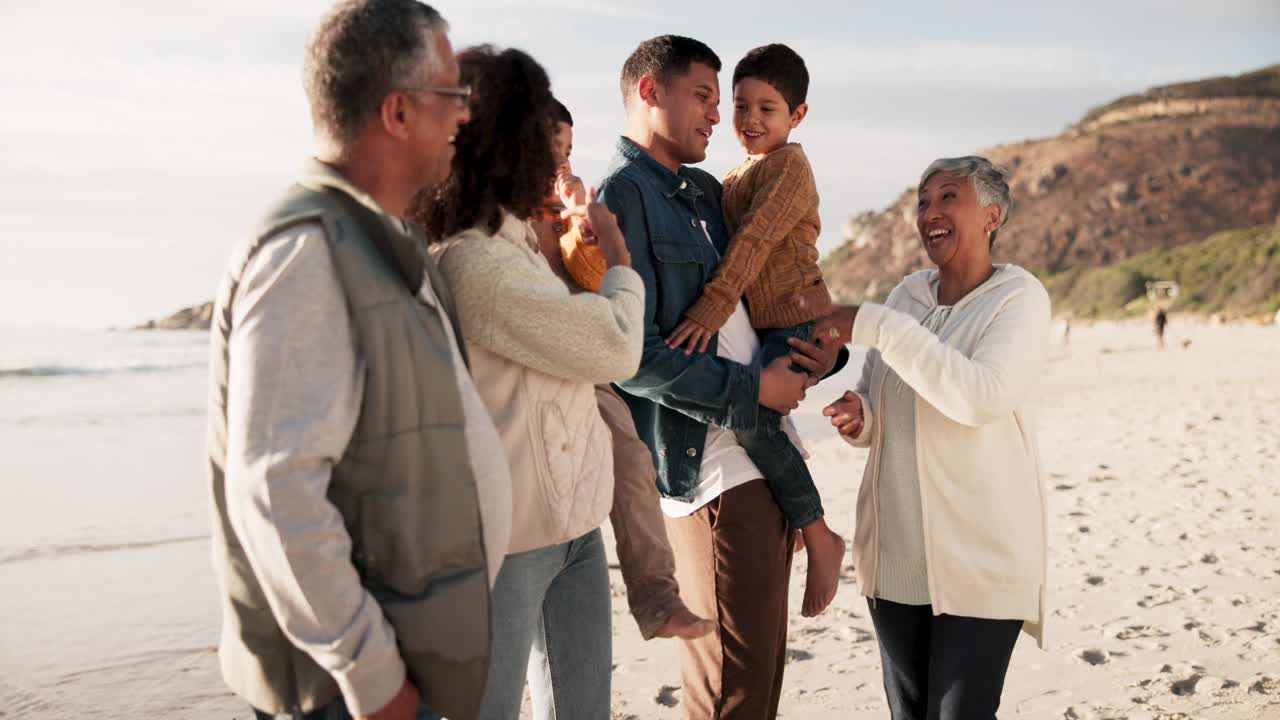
<box><xmin>400</xmin><ymin>85</ymin><xmax>472</xmax><ymax>108</ymax></box>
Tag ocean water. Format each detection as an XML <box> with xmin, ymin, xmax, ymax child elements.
<box><xmin>0</xmin><ymin>326</ymin><xmax>866</xmax><ymax>718</ymax></box>
<box><xmin>0</xmin><ymin>327</ymin><xmax>244</xmax><ymax>718</ymax></box>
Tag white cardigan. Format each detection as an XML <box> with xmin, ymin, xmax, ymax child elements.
<box><xmin>846</xmin><ymin>264</ymin><xmax>1051</xmax><ymax>646</ymax></box>
<box><xmin>432</xmin><ymin>212</ymin><xmax>645</xmax><ymax>554</ymax></box>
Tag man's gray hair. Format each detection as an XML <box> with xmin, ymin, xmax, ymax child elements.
<box><xmin>303</xmin><ymin>0</ymin><xmax>449</xmax><ymax>147</ymax></box>
<box><xmin>921</xmin><ymin>156</ymin><xmax>1012</xmax><ymax>247</ymax></box>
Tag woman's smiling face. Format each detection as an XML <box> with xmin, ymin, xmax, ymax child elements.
<box><xmin>916</xmin><ymin>170</ymin><xmax>999</xmax><ymax>268</ymax></box>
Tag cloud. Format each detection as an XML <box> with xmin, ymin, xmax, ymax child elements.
<box><xmin>0</xmin><ymin>0</ymin><xmax>1274</xmax><ymax>327</ymax></box>
<box><xmin>803</xmin><ymin>43</ymin><xmax>1146</xmax><ymax>91</ymax></box>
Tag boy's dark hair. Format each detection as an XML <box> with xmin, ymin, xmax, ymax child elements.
<box><xmin>409</xmin><ymin>45</ymin><xmax>557</xmax><ymax>239</ymax></box>
<box><xmin>732</xmin><ymin>43</ymin><xmax>809</xmax><ymax>111</ymax></box>
<box><xmin>551</xmin><ymin>97</ymin><xmax>573</xmax><ymax>127</ymax></box>
<box><xmin>620</xmin><ymin>35</ymin><xmax>721</xmax><ymax>104</ymax></box>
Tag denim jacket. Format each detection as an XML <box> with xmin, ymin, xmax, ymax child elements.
<box><xmin>598</xmin><ymin>137</ymin><xmax>767</xmax><ymax>500</ymax></box>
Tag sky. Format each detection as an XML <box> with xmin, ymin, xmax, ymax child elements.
<box><xmin>1</xmin><ymin>1</ymin><xmax>1277</xmax><ymax>328</ymax></box>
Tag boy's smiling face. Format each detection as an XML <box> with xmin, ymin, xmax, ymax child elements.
<box><xmin>732</xmin><ymin>76</ymin><xmax>806</xmax><ymax>157</ymax></box>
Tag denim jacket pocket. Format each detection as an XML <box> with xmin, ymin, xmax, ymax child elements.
<box><xmin>650</xmin><ymin>237</ymin><xmax>708</xmax><ymax>331</ymax></box>
<box><xmin>651</xmin><ymin>236</ymin><xmax>707</xmax><ymax>267</ymax></box>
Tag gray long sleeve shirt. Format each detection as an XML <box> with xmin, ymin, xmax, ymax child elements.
<box><xmin>223</xmin><ymin>221</ymin><xmax>512</xmax><ymax>716</ymax></box>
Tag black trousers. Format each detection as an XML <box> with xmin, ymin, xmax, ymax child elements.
<box><xmin>868</xmin><ymin>598</ymin><xmax>1023</xmax><ymax>720</ymax></box>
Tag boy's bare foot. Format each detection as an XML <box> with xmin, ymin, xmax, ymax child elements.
<box><xmin>653</xmin><ymin>606</ymin><xmax>714</xmax><ymax>639</ymax></box>
<box><xmin>800</xmin><ymin>519</ymin><xmax>846</xmax><ymax>617</ymax></box>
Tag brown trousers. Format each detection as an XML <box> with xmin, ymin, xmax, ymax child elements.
<box><xmin>664</xmin><ymin>479</ymin><xmax>794</xmax><ymax>719</ymax></box>
<box><xmin>596</xmin><ymin>385</ymin><xmax>686</xmax><ymax>639</ymax></box>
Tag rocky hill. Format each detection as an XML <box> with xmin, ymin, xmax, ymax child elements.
<box><xmin>134</xmin><ymin>302</ymin><xmax>213</xmax><ymax>330</ymax></box>
<box><xmin>822</xmin><ymin>65</ymin><xmax>1280</xmax><ymax>306</ymax></box>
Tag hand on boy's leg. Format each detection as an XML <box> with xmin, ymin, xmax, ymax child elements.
<box><xmin>787</xmin><ymin>335</ymin><xmax>839</xmax><ymax>379</ymax></box>
<box><xmin>665</xmin><ymin>317</ymin><xmax>714</xmax><ymax>355</ymax></box>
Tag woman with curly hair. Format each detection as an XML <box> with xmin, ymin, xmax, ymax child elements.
<box><xmin>409</xmin><ymin>46</ymin><xmax>641</xmax><ymax>719</ymax></box>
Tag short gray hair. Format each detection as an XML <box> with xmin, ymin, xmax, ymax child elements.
<box><xmin>920</xmin><ymin>156</ymin><xmax>1012</xmax><ymax>247</ymax></box>
<box><xmin>303</xmin><ymin>0</ymin><xmax>450</xmax><ymax>146</ymax></box>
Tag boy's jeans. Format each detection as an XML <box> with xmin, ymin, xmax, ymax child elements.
<box><xmin>736</xmin><ymin>322</ymin><xmax>825</xmax><ymax>529</ymax></box>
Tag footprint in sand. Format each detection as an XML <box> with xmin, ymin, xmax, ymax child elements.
<box><xmin>1078</xmin><ymin>648</ymin><xmax>1109</xmax><ymax>666</ymax></box>
<box><xmin>839</xmin><ymin>626</ymin><xmax>875</xmax><ymax>643</ymax></box>
<box><xmin>1170</xmin><ymin>673</ymin><xmax>1204</xmax><ymax>696</ymax></box>
<box><xmin>654</xmin><ymin>685</ymin><xmax>680</xmax><ymax>708</ymax></box>
<box><xmin>1063</xmin><ymin>704</ymin><xmax>1116</xmax><ymax>719</ymax></box>
<box><xmin>1133</xmin><ymin>662</ymin><xmax>1242</xmax><ymax>702</ymax></box>
<box><xmin>785</xmin><ymin>648</ymin><xmax>815</xmax><ymax>662</ymax></box>
<box><xmin>1138</xmin><ymin>586</ymin><xmax>1188</xmax><ymax>608</ymax></box>
<box><xmin>1116</xmin><ymin>624</ymin><xmax>1170</xmax><ymax>640</ymax></box>
<box><xmin>1249</xmin><ymin>675</ymin><xmax>1279</xmax><ymax>695</ymax></box>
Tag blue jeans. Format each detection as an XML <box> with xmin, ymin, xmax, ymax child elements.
<box><xmin>479</xmin><ymin>528</ymin><xmax>611</xmax><ymax>720</ymax></box>
<box><xmin>252</xmin><ymin>700</ymin><xmax>439</xmax><ymax>720</ymax></box>
<box><xmin>735</xmin><ymin>322</ymin><xmax>824</xmax><ymax>529</ymax></box>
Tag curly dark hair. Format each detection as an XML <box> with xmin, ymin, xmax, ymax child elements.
<box><xmin>733</xmin><ymin>43</ymin><xmax>809</xmax><ymax>111</ymax></box>
<box><xmin>410</xmin><ymin>45</ymin><xmax>557</xmax><ymax>240</ymax></box>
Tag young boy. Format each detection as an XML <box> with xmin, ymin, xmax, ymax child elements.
<box><xmin>564</xmin><ymin>45</ymin><xmax>847</xmax><ymax>617</ymax></box>
<box><xmin>528</xmin><ymin>99</ymin><xmax>585</xmax><ymax>242</ymax></box>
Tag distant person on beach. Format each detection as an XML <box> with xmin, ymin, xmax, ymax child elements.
<box><xmin>206</xmin><ymin>3</ymin><xmax>510</xmax><ymax>720</ymax></box>
<box><xmin>563</xmin><ymin>35</ymin><xmax>846</xmax><ymax>719</ymax></box>
<box><xmin>410</xmin><ymin>46</ymin><xmax>644</xmax><ymax>719</ymax></box>
<box><xmin>1155</xmin><ymin>307</ymin><xmax>1168</xmax><ymax>349</ymax></box>
<box><xmin>530</xmin><ymin>98</ymin><xmax>714</xmax><ymax>643</ymax></box>
<box><xmin>816</xmin><ymin>156</ymin><xmax>1050</xmax><ymax>720</ymax></box>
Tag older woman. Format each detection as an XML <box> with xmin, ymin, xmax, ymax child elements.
<box><xmin>410</xmin><ymin>47</ymin><xmax>642</xmax><ymax>719</ymax></box>
<box><xmin>814</xmin><ymin>156</ymin><xmax>1050</xmax><ymax>720</ymax></box>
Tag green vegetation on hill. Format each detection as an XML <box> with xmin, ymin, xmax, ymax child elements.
<box><xmin>1078</xmin><ymin>64</ymin><xmax>1280</xmax><ymax>126</ymax></box>
<box><xmin>1041</xmin><ymin>225</ymin><xmax>1280</xmax><ymax>319</ymax></box>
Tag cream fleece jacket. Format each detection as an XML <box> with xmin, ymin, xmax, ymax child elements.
<box><xmin>845</xmin><ymin>264</ymin><xmax>1051</xmax><ymax>646</ymax></box>
<box><xmin>432</xmin><ymin>212</ymin><xmax>645</xmax><ymax>553</ymax></box>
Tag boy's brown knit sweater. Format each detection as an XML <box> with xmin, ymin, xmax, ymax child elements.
<box><xmin>684</xmin><ymin>142</ymin><xmax>831</xmax><ymax>331</ymax></box>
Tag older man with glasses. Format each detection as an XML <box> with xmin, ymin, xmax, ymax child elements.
<box><xmin>205</xmin><ymin>2</ymin><xmax>511</xmax><ymax>719</ymax></box>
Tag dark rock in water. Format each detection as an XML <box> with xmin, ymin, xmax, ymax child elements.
<box><xmin>135</xmin><ymin>302</ymin><xmax>213</xmax><ymax>331</ymax></box>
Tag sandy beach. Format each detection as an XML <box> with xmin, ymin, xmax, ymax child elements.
<box><xmin>600</xmin><ymin>318</ymin><xmax>1280</xmax><ymax>720</ymax></box>
<box><xmin>2</xmin><ymin>319</ymin><xmax>1278</xmax><ymax>718</ymax></box>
